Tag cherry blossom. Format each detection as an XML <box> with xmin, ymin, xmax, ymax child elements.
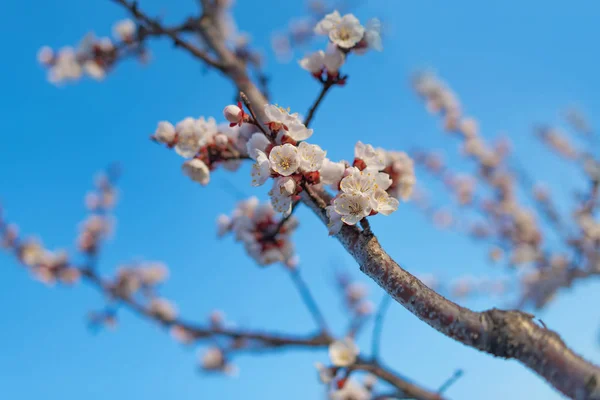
<box><xmin>264</xmin><ymin>104</ymin><xmax>313</xmax><ymax>140</ymax></box>
<box><xmin>112</xmin><ymin>19</ymin><xmax>136</xmax><ymax>42</ymax></box>
<box><xmin>330</xmin><ymin>380</ymin><xmax>370</xmax><ymax>400</ymax></box>
<box><xmin>314</xmin><ymin>11</ymin><xmax>365</xmax><ymax>49</ymax></box>
<box><xmin>251</xmin><ymin>150</ymin><xmax>271</xmax><ymax>187</ymax></box>
<box><xmin>269</xmin><ymin>144</ymin><xmax>300</xmax><ymax>176</ymax></box>
<box><xmin>182</xmin><ymin>159</ymin><xmax>211</xmax><ymax>186</ymax></box>
<box><xmin>149</xmin><ymin>298</ymin><xmax>178</xmax><ymax>321</ymax></box>
<box><xmin>246</xmin><ymin>132</ymin><xmax>271</xmax><ymax>160</ymax></box>
<box><xmin>328</xmin><ymin>337</ymin><xmax>359</xmax><ymax>367</ymax></box>
<box><xmin>333</xmin><ymin>193</ymin><xmax>372</xmax><ymax>225</ymax></box>
<box><xmin>298</xmin><ymin>142</ymin><xmax>326</xmax><ymax>172</ymax></box>
<box><xmin>299</xmin><ymin>50</ymin><xmax>325</xmax><ymax>74</ymax></box>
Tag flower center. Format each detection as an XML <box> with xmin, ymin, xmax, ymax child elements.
<box><xmin>279</xmin><ymin>159</ymin><xmax>291</xmax><ymax>170</ymax></box>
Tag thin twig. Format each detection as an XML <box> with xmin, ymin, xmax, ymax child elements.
<box><xmin>371</xmin><ymin>295</ymin><xmax>392</xmax><ymax>360</ymax></box>
<box><xmin>437</xmin><ymin>369</ymin><xmax>464</xmax><ymax>394</ymax></box>
<box><xmin>304</xmin><ymin>82</ymin><xmax>334</xmax><ymax>128</ymax></box>
<box><xmin>111</xmin><ymin>0</ymin><xmax>222</xmax><ymax>69</ymax></box>
<box><xmin>288</xmin><ymin>268</ymin><xmax>330</xmax><ymax>333</ymax></box>
<box><xmin>239</xmin><ymin>92</ymin><xmax>270</xmax><ymax>138</ymax></box>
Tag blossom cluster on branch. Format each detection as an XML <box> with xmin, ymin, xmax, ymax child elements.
<box><xmin>37</xmin><ymin>19</ymin><xmax>148</xmax><ymax>84</ymax></box>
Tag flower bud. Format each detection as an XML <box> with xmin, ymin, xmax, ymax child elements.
<box><xmin>223</xmin><ymin>104</ymin><xmax>243</xmax><ymax>125</ymax></box>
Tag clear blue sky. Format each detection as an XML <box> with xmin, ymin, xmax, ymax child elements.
<box><xmin>1</xmin><ymin>0</ymin><xmax>599</xmax><ymax>399</ymax></box>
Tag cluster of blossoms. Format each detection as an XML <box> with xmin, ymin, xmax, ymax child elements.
<box><xmin>216</xmin><ymin>197</ymin><xmax>299</xmax><ymax>267</ymax></box>
<box><xmin>412</xmin><ymin>72</ymin><xmax>546</xmax><ymax>268</ymax></box>
<box><xmin>37</xmin><ymin>19</ymin><xmax>146</xmax><ymax>84</ymax></box>
<box><xmin>152</xmin><ymin>111</ymin><xmax>253</xmax><ymax>186</ymax></box>
<box><xmin>111</xmin><ymin>262</ymin><xmax>177</xmax><ymax>321</ymax></box>
<box><xmin>325</xmin><ymin>141</ymin><xmax>415</xmax><ymax>235</ymax></box>
<box><xmin>299</xmin><ymin>11</ymin><xmax>382</xmax><ymax>84</ymax></box>
<box><xmin>4</xmin><ymin>234</ymin><xmax>81</xmax><ymax>286</ymax></box>
<box><xmin>535</xmin><ymin>126</ymin><xmax>578</xmax><ymax>159</ymax></box>
<box><xmin>78</xmin><ymin>172</ymin><xmax>118</xmax><ymax>254</ymax></box>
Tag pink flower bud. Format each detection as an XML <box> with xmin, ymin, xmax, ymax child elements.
<box><xmin>223</xmin><ymin>105</ymin><xmax>243</xmax><ymax>124</ymax></box>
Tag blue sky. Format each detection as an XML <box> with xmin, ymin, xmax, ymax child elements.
<box><xmin>1</xmin><ymin>0</ymin><xmax>599</xmax><ymax>399</ymax></box>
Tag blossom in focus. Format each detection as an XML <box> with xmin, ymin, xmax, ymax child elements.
<box><xmin>264</xmin><ymin>104</ymin><xmax>313</xmax><ymax>140</ymax></box>
<box><xmin>223</xmin><ymin>102</ymin><xmax>246</xmax><ymax>127</ymax></box>
<box><xmin>315</xmin><ymin>11</ymin><xmax>365</xmax><ymax>49</ymax></box>
<box><xmin>269</xmin><ymin>144</ymin><xmax>300</xmax><ymax>176</ymax></box>
<box><xmin>298</xmin><ymin>142</ymin><xmax>326</xmax><ymax>172</ymax></box>
<box><xmin>251</xmin><ymin>150</ymin><xmax>272</xmax><ymax>186</ymax></box>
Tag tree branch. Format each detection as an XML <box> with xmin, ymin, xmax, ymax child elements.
<box><xmin>111</xmin><ymin>2</ymin><xmax>600</xmax><ymax>398</ymax></box>
<box><xmin>304</xmin><ymin>81</ymin><xmax>334</xmax><ymax>128</ymax></box>
<box><xmin>111</xmin><ymin>0</ymin><xmax>223</xmax><ymax>69</ymax></box>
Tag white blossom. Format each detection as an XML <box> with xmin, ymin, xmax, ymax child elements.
<box><xmin>138</xmin><ymin>263</ymin><xmax>169</xmax><ymax>286</ymax></box>
<box><xmin>339</xmin><ymin>168</ymin><xmax>376</xmax><ymax>195</ymax></box>
<box><xmin>216</xmin><ymin>214</ymin><xmax>231</xmax><ymax>237</ymax></box>
<box><xmin>154</xmin><ymin>121</ymin><xmax>176</xmax><ymax>144</ymax></box>
<box><xmin>355</xmin><ymin>141</ymin><xmax>386</xmax><ymax>170</ymax></box>
<box><xmin>48</xmin><ymin>47</ymin><xmax>82</xmax><ymax>84</ymax></box>
<box><xmin>182</xmin><ymin>159</ymin><xmax>210</xmax><ymax>186</ymax></box>
<box><xmin>333</xmin><ymin>193</ymin><xmax>372</xmax><ymax>225</ymax></box>
<box><xmin>355</xmin><ymin>18</ymin><xmax>382</xmax><ymax>54</ymax></box>
<box><xmin>315</xmin><ymin>11</ymin><xmax>365</xmax><ymax>49</ymax></box>
<box><xmin>298</xmin><ymin>142</ymin><xmax>326</xmax><ymax>172</ymax></box>
<box><xmin>201</xmin><ymin>347</ymin><xmax>225</xmax><ymax>370</ymax></box>
<box><xmin>251</xmin><ymin>150</ymin><xmax>271</xmax><ymax>187</ymax></box>
<box><xmin>299</xmin><ymin>50</ymin><xmax>325</xmax><ymax>73</ymax></box>
<box><xmin>174</xmin><ymin>117</ymin><xmax>202</xmax><ymax>158</ymax></box>
<box><xmin>330</xmin><ymin>380</ymin><xmax>370</xmax><ymax>400</ymax></box>
<box><xmin>213</xmin><ymin>133</ymin><xmax>228</xmax><ymax>147</ymax></box>
<box><xmin>275</xmin><ymin>176</ymin><xmax>296</xmax><ymax>196</ymax></box>
<box><xmin>320</xmin><ymin>159</ymin><xmax>346</xmax><ymax>186</ymax></box>
<box><xmin>149</xmin><ymin>298</ymin><xmax>177</xmax><ymax>321</ymax></box>
<box><xmin>194</xmin><ymin>116</ymin><xmax>218</xmax><ymax>146</ymax></box>
<box><xmin>269</xmin><ymin>144</ymin><xmax>300</xmax><ymax>176</ymax></box>
<box><xmin>314</xmin><ymin>362</ymin><xmax>334</xmax><ymax>384</ymax></box>
<box><xmin>264</xmin><ymin>104</ymin><xmax>313</xmax><ymax>140</ymax></box>
<box><xmin>328</xmin><ymin>337</ymin><xmax>359</xmax><ymax>367</ymax></box>
<box><xmin>269</xmin><ymin>187</ymin><xmax>294</xmax><ymax>216</ymax></box>
<box><xmin>83</xmin><ymin>61</ymin><xmax>106</xmax><ymax>80</ymax></box>
<box><xmin>326</xmin><ymin>205</ymin><xmax>344</xmax><ymax>235</ymax></box>
<box><xmin>112</xmin><ymin>19</ymin><xmax>136</xmax><ymax>41</ymax></box>
<box><xmin>324</xmin><ymin>48</ymin><xmax>345</xmax><ymax>74</ymax></box>
<box><xmin>37</xmin><ymin>46</ymin><xmax>54</xmax><ymax>65</ymax></box>
<box><xmin>246</xmin><ymin>132</ymin><xmax>271</xmax><ymax>160</ymax></box>
<box><xmin>370</xmin><ymin>189</ymin><xmax>399</xmax><ymax>215</ymax></box>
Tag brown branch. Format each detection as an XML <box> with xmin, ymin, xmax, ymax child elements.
<box><xmin>80</xmin><ymin>266</ymin><xmax>328</xmax><ymax>348</ymax></box>
<box><xmin>304</xmin><ymin>81</ymin><xmax>334</xmax><ymax>128</ymax></box>
<box><xmin>351</xmin><ymin>359</ymin><xmax>444</xmax><ymax>400</ymax></box>
<box><xmin>111</xmin><ymin>0</ymin><xmax>222</xmax><ymax>70</ymax></box>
